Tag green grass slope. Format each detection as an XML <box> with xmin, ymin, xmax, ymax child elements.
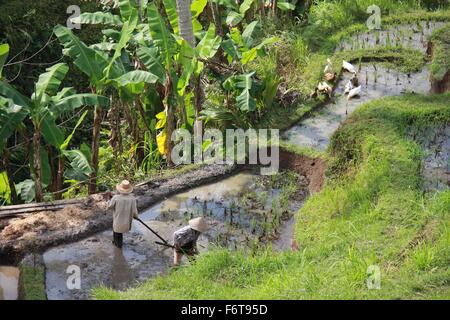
<box><xmin>94</xmin><ymin>94</ymin><xmax>450</xmax><ymax>300</ymax></box>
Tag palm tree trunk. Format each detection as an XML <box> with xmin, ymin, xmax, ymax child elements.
<box><xmin>33</xmin><ymin>129</ymin><xmax>43</xmax><ymax>202</ymax></box>
<box><xmin>88</xmin><ymin>104</ymin><xmax>102</xmax><ymax>194</ymax></box>
<box><xmin>2</xmin><ymin>147</ymin><xmax>19</xmax><ymax>204</ymax></box>
<box><xmin>176</xmin><ymin>0</ymin><xmax>196</xmax><ymax>47</ymax></box>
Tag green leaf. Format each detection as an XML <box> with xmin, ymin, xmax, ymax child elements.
<box><xmin>137</xmin><ymin>46</ymin><xmax>167</xmax><ymax>85</ymax></box>
<box><xmin>221</xmin><ymin>39</ymin><xmax>240</xmax><ymax>62</ymax></box>
<box><xmin>35</xmin><ymin>63</ymin><xmax>69</xmax><ymax>101</ymax></box>
<box><xmin>0</xmin><ymin>171</ymin><xmax>11</xmax><ymax>203</ymax></box>
<box><xmin>71</xmin><ymin>12</ymin><xmax>123</xmax><ymax>26</ymax></box>
<box><xmin>277</xmin><ymin>2</ymin><xmax>296</xmax><ymax>11</ymax></box>
<box><xmin>239</xmin><ymin>0</ymin><xmax>255</xmax><ymax>15</ymax></box>
<box><xmin>196</xmin><ymin>24</ymin><xmax>222</xmax><ymax>59</ymax></box>
<box><xmin>226</xmin><ymin>11</ymin><xmax>243</xmax><ymax>27</ymax></box>
<box><xmin>191</xmin><ymin>0</ymin><xmax>208</xmax><ymax>18</ymax></box>
<box><xmin>16</xmin><ymin>179</ymin><xmax>35</xmax><ymax>203</ymax></box>
<box><xmin>177</xmin><ymin>58</ymin><xmax>196</xmax><ymax>96</ymax></box>
<box><xmin>41</xmin><ymin>114</ymin><xmax>64</xmax><ymax>148</ymax></box>
<box><xmin>236</xmin><ymin>88</ymin><xmax>256</xmax><ymax>112</ymax></box>
<box><xmin>53</xmin><ymin>94</ymin><xmax>109</xmax><ymax>115</ymax></box>
<box><xmin>242</xmin><ymin>21</ymin><xmax>259</xmax><ymax>48</ymax></box>
<box><xmin>60</xmin><ymin>110</ymin><xmax>88</xmax><ymax>151</ymax></box>
<box><xmin>119</xmin><ymin>0</ymin><xmax>138</xmax><ymax>21</ymax></box>
<box><xmin>147</xmin><ymin>3</ymin><xmax>176</xmax><ymax>66</ymax></box>
<box><xmin>0</xmin><ymin>43</ymin><xmax>9</xmax><ymax>79</ymax></box>
<box><xmin>0</xmin><ymin>97</ymin><xmax>29</xmax><ymax>151</ymax></box>
<box><xmin>114</xmin><ymin>70</ymin><xmax>159</xmax><ymax>87</ymax></box>
<box><xmin>54</xmin><ymin>25</ymin><xmax>109</xmax><ymax>86</ymax></box>
<box><xmin>0</xmin><ymin>81</ymin><xmax>32</xmax><ymax>107</ymax></box>
<box><xmin>241</xmin><ymin>47</ymin><xmax>258</xmax><ymax>65</ymax></box>
<box><xmin>63</xmin><ymin>149</ymin><xmax>93</xmax><ymax>182</ymax></box>
<box><xmin>162</xmin><ymin>0</ymin><xmax>179</xmax><ymax>33</ymax></box>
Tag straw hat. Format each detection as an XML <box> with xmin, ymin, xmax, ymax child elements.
<box><xmin>116</xmin><ymin>180</ymin><xmax>134</xmax><ymax>194</ymax></box>
<box><xmin>189</xmin><ymin>217</ymin><xmax>209</xmax><ymax>233</ymax></box>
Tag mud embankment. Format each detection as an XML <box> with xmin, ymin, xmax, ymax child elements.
<box><xmin>430</xmin><ymin>70</ymin><xmax>450</xmax><ymax>94</ymax></box>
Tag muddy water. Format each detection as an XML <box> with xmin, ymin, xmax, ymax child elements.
<box><xmin>336</xmin><ymin>21</ymin><xmax>444</xmax><ymax>54</ymax></box>
<box><xmin>283</xmin><ymin>64</ymin><xmax>431</xmax><ymax>150</ymax></box>
<box><xmin>282</xmin><ymin>22</ymin><xmax>441</xmax><ymax>151</ymax></box>
<box><xmin>43</xmin><ymin>171</ymin><xmax>306</xmax><ymax>300</ymax></box>
<box><xmin>0</xmin><ymin>266</ymin><xmax>20</xmax><ymax>300</ymax></box>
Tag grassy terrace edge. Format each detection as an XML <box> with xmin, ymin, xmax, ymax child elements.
<box><xmin>93</xmin><ymin>93</ymin><xmax>450</xmax><ymax>300</ymax></box>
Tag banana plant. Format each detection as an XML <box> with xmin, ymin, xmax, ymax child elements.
<box><xmin>0</xmin><ymin>63</ymin><xmax>109</xmax><ymax>202</ymax></box>
<box><xmin>221</xmin><ymin>21</ymin><xmax>278</xmax><ymax>66</ymax></box>
<box><xmin>54</xmin><ymin>1</ymin><xmax>159</xmax><ymax>192</ymax></box>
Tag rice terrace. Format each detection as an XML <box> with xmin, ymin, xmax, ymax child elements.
<box><xmin>0</xmin><ymin>0</ymin><xmax>449</xmax><ymax>303</ymax></box>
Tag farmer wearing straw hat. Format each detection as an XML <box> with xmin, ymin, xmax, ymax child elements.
<box><xmin>173</xmin><ymin>217</ymin><xmax>209</xmax><ymax>266</ymax></box>
<box><xmin>107</xmin><ymin>180</ymin><xmax>138</xmax><ymax>248</ymax></box>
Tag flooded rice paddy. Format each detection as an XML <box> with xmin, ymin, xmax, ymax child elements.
<box><xmin>43</xmin><ymin>170</ymin><xmax>308</xmax><ymax>299</ymax></box>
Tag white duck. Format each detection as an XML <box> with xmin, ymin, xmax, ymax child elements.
<box><xmin>347</xmin><ymin>85</ymin><xmax>362</xmax><ymax>100</ymax></box>
<box><xmin>344</xmin><ymin>80</ymin><xmax>354</xmax><ymax>94</ymax></box>
<box><xmin>342</xmin><ymin>60</ymin><xmax>357</xmax><ymax>74</ymax></box>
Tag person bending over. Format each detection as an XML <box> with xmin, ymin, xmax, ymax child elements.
<box><xmin>173</xmin><ymin>217</ymin><xmax>209</xmax><ymax>266</ymax></box>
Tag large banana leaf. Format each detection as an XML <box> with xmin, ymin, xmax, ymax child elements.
<box><xmin>191</xmin><ymin>0</ymin><xmax>208</xmax><ymax>18</ymax></box>
<box><xmin>0</xmin><ymin>43</ymin><xmax>9</xmax><ymax>79</ymax></box>
<box><xmin>242</xmin><ymin>21</ymin><xmax>259</xmax><ymax>48</ymax></box>
<box><xmin>104</xmin><ymin>15</ymin><xmax>138</xmax><ymax>80</ymax></box>
<box><xmin>0</xmin><ymin>97</ymin><xmax>29</xmax><ymax>151</ymax></box>
<box><xmin>15</xmin><ymin>179</ymin><xmax>35</xmax><ymax>203</ymax></box>
<box><xmin>196</xmin><ymin>24</ymin><xmax>221</xmax><ymax>59</ymax></box>
<box><xmin>147</xmin><ymin>3</ymin><xmax>176</xmax><ymax>66</ymax></box>
<box><xmin>137</xmin><ymin>46</ymin><xmax>166</xmax><ymax>85</ymax></box>
<box><xmin>71</xmin><ymin>12</ymin><xmax>123</xmax><ymax>26</ymax></box>
<box><xmin>114</xmin><ymin>70</ymin><xmax>159</xmax><ymax>87</ymax></box>
<box><xmin>223</xmin><ymin>72</ymin><xmax>256</xmax><ymax>112</ymax></box>
<box><xmin>277</xmin><ymin>2</ymin><xmax>296</xmax><ymax>10</ymax></box>
<box><xmin>236</xmin><ymin>88</ymin><xmax>256</xmax><ymax>112</ymax></box>
<box><xmin>162</xmin><ymin>0</ymin><xmax>179</xmax><ymax>33</ymax></box>
<box><xmin>119</xmin><ymin>0</ymin><xmax>138</xmax><ymax>21</ymax></box>
<box><xmin>0</xmin><ymin>81</ymin><xmax>32</xmax><ymax>107</ymax></box>
<box><xmin>63</xmin><ymin>149</ymin><xmax>93</xmax><ymax>182</ymax></box>
<box><xmin>35</xmin><ymin>63</ymin><xmax>69</xmax><ymax>101</ymax></box>
<box><xmin>41</xmin><ymin>114</ymin><xmax>64</xmax><ymax>148</ymax></box>
<box><xmin>53</xmin><ymin>93</ymin><xmax>109</xmax><ymax>115</ymax></box>
<box><xmin>226</xmin><ymin>11</ymin><xmax>243</xmax><ymax>27</ymax></box>
<box><xmin>54</xmin><ymin>25</ymin><xmax>109</xmax><ymax>87</ymax></box>
<box><xmin>239</xmin><ymin>0</ymin><xmax>255</xmax><ymax>15</ymax></box>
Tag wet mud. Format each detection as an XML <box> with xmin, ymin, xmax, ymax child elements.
<box><xmin>0</xmin><ymin>266</ymin><xmax>20</xmax><ymax>300</ymax></box>
<box><xmin>43</xmin><ymin>170</ymin><xmax>308</xmax><ymax>299</ymax></box>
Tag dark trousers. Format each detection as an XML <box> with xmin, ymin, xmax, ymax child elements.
<box><xmin>113</xmin><ymin>232</ymin><xmax>123</xmax><ymax>248</ymax></box>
